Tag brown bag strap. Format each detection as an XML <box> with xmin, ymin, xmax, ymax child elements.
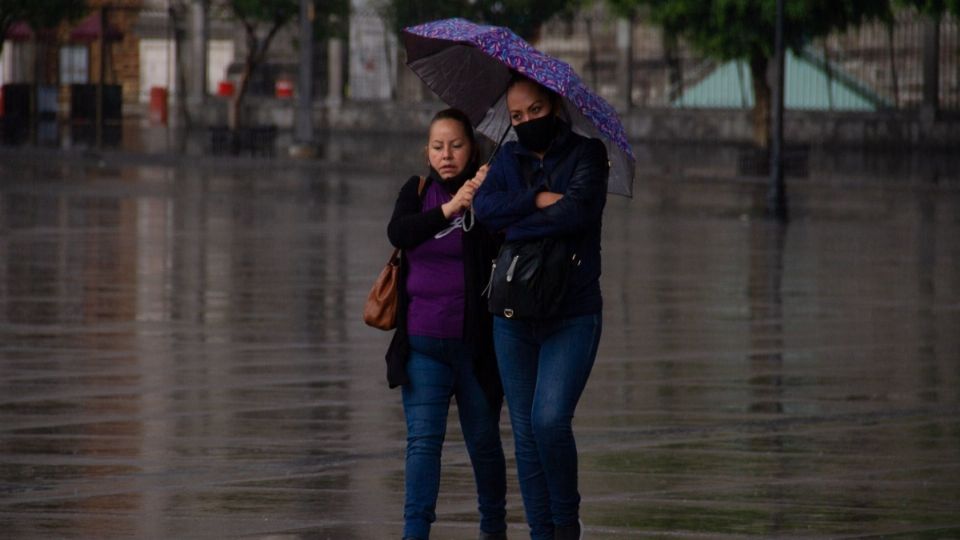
<box><xmin>418</xmin><ymin>175</ymin><xmax>426</xmax><ymax>196</ymax></box>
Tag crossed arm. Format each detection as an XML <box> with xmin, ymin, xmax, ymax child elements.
<box><xmin>473</xmin><ymin>139</ymin><xmax>609</xmax><ymax>241</ymax></box>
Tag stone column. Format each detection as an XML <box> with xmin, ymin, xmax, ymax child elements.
<box><xmin>921</xmin><ymin>14</ymin><xmax>940</xmax><ymax>120</ymax></box>
<box><xmin>292</xmin><ymin>0</ymin><xmax>315</xmax><ymax>150</ymax></box>
<box><xmin>348</xmin><ymin>0</ymin><xmax>395</xmax><ymax>101</ymax></box>
<box><xmin>616</xmin><ymin>16</ymin><xmax>634</xmax><ymax>112</ymax></box>
<box><xmin>188</xmin><ymin>0</ymin><xmax>209</xmax><ymax>110</ymax></box>
<box><xmin>327</xmin><ymin>38</ymin><xmax>343</xmax><ymax>107</ymax></box>
<box><xmin>396</xmin><ymin>48</ymin><xmax>424</xmax><ymax>103</ymax></box>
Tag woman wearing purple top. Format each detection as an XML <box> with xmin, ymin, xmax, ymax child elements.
<box><xmin>385</xmin><ymin>108</ymin><xmax>507</xmax><ymax>540</ymax></box>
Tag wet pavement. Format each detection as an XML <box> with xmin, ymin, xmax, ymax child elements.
<box><xmin>0</xmin><ymin>149</ymin><xmax>959</xmax><ymax>539</ymax></box>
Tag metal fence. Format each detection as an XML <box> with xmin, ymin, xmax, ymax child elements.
<box><xmin>534</xmin><ymin>6</ymin><xmax>959</xmax><ymax>111</ymax></box>
<box><xmin>818</xmin><ymin>11</ymin><xmax>959</xmax><ymax>110</ymax></box>
<box><xmin>196</xmin><ymin>5</ymin><xmax>959</xmax><ymax>112</ymax></box>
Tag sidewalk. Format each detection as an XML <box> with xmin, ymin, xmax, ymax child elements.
<box><xmin>0</xmin><ymin>115</ymin><xmax>429</xmax><ymax>173</ymax></box>
<box><xmin>2</xmin><ymin>113</ymin><xmax>958</xmax><ymax>222</ymax></box>
<box><xmin>1</xmin><ymin>154</ymin><xmax>958</xmax><ymax>538</ymax></box>
<box><xmin>5</xmin><ymin>112</ymin><xmax>959</xmax><ymax>181</ymax></box>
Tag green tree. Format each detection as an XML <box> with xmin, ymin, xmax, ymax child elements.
<box><xmin>612</xmin><ymin>0</ymin><xmax>892</xmax><ymax>148</ymax></box>
<box><xmin>384</xmin><ymin>0</ymin><xmax>580</xmax><ymax>41</ymax></box>
<box><xmin>313</xmin><ymin>0</ymin><xmax>350</xmax><ymax>41</ymax></box>
<box><xmin>0</xmin><ymin>0</ymin><xmax>85</xmax><ymax>58</ymax></box>
<box><xmin>897</xmin><ymin>0</ymin><xmax>960</xmax><ymax>16</ymax></box>
<box><xmin>896</xmin><ymin>0</ymin><xmax>958</xmax><ymax>111</ymax></box>
<box><xmin>382</xmin><ymin>0</ymin><xmax>470</xmax><ymax>36</ymax></box>
<box><xmin>215</xmin><ymin>0</ymin><xmax>348</xmax><ymax>129</ymax></box>
<box><xmin>476</xmin><ymin>0</ymin><xmax>585</xmax><ymax>40</ymax></box>
<box><xmin>216</xmin><ymin>0</ymin><xmax>298</xmax><ymax>129</ymax></box>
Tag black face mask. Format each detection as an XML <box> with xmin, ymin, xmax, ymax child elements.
<box><xmin>514</xmin><ymin>114</ymin><xmax>557</xmax><ymax>153</ymax></box>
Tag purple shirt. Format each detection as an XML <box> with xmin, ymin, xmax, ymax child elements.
<box><xmin>406</xmin><ymin>181</ymin><xmax>465</xmax><ymax>339</ymax></box>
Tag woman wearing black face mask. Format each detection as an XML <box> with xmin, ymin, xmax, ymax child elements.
<box><xmin>473</xmin><ymin>75</ymin><xmax>609</xmax><ymax>540</ymax></box>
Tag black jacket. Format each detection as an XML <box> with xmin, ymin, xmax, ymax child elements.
<box><xmin>473</xmin><ymin>121</ymin><xmax>609</xmax><ymax>318</ymax></box>
<box><xmin>384</xmin><ymin>174</ymin><xmax>503</xmax><ymax>405</ymax></box>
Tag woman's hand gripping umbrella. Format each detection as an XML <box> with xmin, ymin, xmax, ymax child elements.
<box><xmin>401</xmin><ymin>17</ymin><xmax>636</xmax><ymax>197</ymax></box>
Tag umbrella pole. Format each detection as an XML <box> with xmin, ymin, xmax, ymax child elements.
<box><xmin>464</xmin><ymin>124</ymin><xmax>512</xmax><ymax>233</ymax></box>
<box><xmin>485</xmin><ymin>124</ymin><xmax>512</xmax><ymax>166</ymax></box>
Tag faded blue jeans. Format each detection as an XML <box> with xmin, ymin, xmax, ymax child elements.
<box><xmin>402</xmin><ymin>335</ymin><xmax>507</xmax><ymax>540</ymax></box>
<box><xmin>493</xmin><ymin>313</ymin><xmax>602</xmax><ymax>540</ymax></box>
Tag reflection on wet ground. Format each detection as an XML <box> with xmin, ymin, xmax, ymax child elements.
<box><xmin>0</xmin><ymin>153</ymin><xmax>958</xmax><ymax>539</ymax></box>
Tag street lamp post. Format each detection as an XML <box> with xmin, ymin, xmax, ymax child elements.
<box><xmin>96</xmin><ymin>7</ymin><xmax>108</xmax><ymax>149</ymax></box>
<box><xmin>768</xmin><ymin>0</ymin><xmax>788</xmax><ymax>221</ymax></box>
<box><xmin>291</xmin><ymin>0</ymin><xmax>315</xmax><ymax>156</ymax></box>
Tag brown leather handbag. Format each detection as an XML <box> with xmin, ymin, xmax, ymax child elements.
<box><xmin>363</xmin><ymin>177</ymin><xmax>425</xmax><ymax>330</ymax></box>
<box><xmin>363</xmin><ymin>248</ymin><xmax>402</xmax><ymax>330</ymax></box>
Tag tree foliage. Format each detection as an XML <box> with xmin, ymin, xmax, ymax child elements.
<box><xmin>0</xmin><ymin>0</ymin><xmax>85</xmax><ymax>57</ymax></box>
<box><xmin>217</xmin><ymin>0</ymin><xmax>297</xmax><ymax>128</ymax></box>
<box><xmin>383</xmin><ymin>0</ymin><xmax>583</xmax><ymax>40</ymax></box>
<box><xmin>215</xmin><ymin>0</ymin><xmax>348</xmax><ymax>129</ymax></box>
<box><xmin>312</xmin><ymin>0</ymin><xmax>350</xmax><ymax>40</ymax></box>
<box><xmin>619</xmin><ymin>0</ymin><xmax>892</xmax><ymax>63</ymax></box>
<box><xmin>896</xmin><ymin>0</ymin><xmax>960</xmax><ymax>17</ymax></box>
<box><xmin>610</xmin><ymin>0</ymin><xmax>893</xmax><ymax>147</ymax></box>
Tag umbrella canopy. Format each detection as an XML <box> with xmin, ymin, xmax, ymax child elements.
<box><xmin>5</xmin><ymin>21</ymin><xmax>33</xmax><ymax>41</ymax></box>
<box><xmin>69</xmin><ymin>12</ymin><xmax>123</xmax><ymax>42</ymax></box>
<box><xmin>402</xmin><ymin>18</ymin><xmax>635</xmax><ymax>197</ymax></box>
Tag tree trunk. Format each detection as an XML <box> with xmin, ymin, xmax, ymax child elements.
<box><xmin>618</xmin><ymin>15</ymin><xmax>634</xmax><ymax>110</ymax></box>
<box><xmin>886</xmin><ymin>22</ymin><xmax>899</xmax><ymax>107</ymax></box>
<box><xmin>749</xmin><ymin>55</ymin><xmax>771</xmax><ymax>150</ymax></box>
<box><xmin>922</xmin><ymin>14</ymin><xmax>940</xmax><ymax>112</ymax></box>
<box><xmin>664</xmin><ymin>32</ymin><xmax>682</xmax><ymax>102</ymax></box>
<box><xmin>31</xmin><ymin>37</ymin><xmax>40</xmax><ymax>145</ymax></box>
<box><xmin>229</xmin><ymin>20</ymin><xmax>284</xmax><ymax>131</ymax></box>
<box><xmin>172</xmin><ymin>11</ymin><xmax>191</xmax><ymax>128</ymax></box>
<box><xmin>585</xmin><ymin>16</ymin><xmax>597</xmax><ymax>91</ymax></box>
<box><xmin>229</xmin><ymin>42</ymin><xmax>256</xmax><ymax>131</ymax></box>
<box><xmin>823</xmin><ymin>42</ymin><xmax>834</xmax><ymax>110</ymax></box>
<box><xmin>229</xmin><ymin>68</ymin><xmax>248</xmax><ymax>131</ymax></box>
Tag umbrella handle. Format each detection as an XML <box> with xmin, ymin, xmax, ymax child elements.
<box><xmin>484</xmin><ymin>124</ymin><xmax>513</xmax><ymax>166</ymax></box>
<box><xmin>467</xmin><ymin>124</ymin><xmax>510</xmax><ymax>231</ymax></box>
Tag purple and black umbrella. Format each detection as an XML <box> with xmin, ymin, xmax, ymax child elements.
<box><xmin>402</xmin><ymin>18</ymin><xmax>635</xmax><ymax>197</ymax></box>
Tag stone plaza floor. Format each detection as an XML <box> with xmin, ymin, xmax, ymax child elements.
<box><xmin>0</xmin><ymin>148</ymin><xmax>958</xmax><ymax>539</ymax></box>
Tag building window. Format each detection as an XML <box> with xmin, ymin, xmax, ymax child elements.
<box><xmin>60</xmin><ymin>46</ymin><xmax>89</xmax><ymax>84</ymax></box>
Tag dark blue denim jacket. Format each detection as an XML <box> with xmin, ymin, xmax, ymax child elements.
<box><xmin>473</xmin><ymin>120</ymin><xmax>609</xmax><ymax>317</ymax></box>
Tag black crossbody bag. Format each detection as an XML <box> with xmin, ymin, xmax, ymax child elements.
<box><xmin>486</xmin><ymin>150</ymin><xmax>581</xmax><ymax>319</ymax></box>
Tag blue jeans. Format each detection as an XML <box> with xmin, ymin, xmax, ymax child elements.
<box><xmin>402</xmin><ymin>335</ymin><xmax>507</xmax><ymax>540</ymax></box>
<box><xmin>493</xmin><ymin>313</ymin><xmax>602</xmax><ymax>540</ymax></box>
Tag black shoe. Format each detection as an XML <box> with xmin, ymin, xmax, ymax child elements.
<box><xmin>479</xmin><ymin>531</ymin><xmax>507</xmax><ymax>540</ymax></box>
<box><xmin>554</xmin><ymin>519</ymin><xmax>582</xmax><ymax>540</ymax></box>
